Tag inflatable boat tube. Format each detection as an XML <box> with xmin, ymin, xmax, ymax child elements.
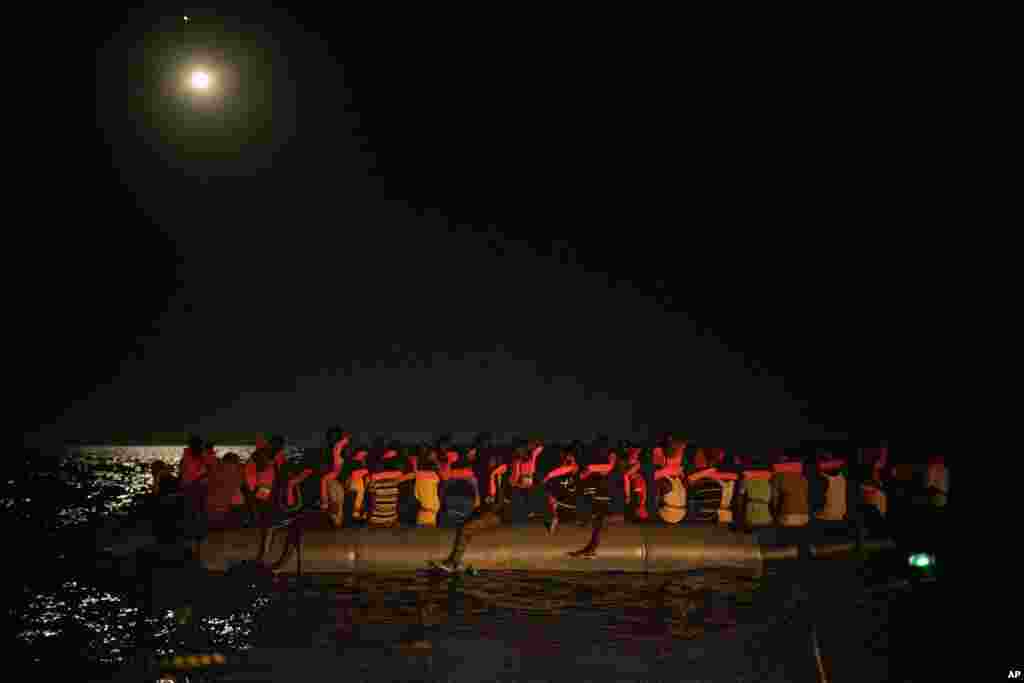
<box><xmin>196</xmin><ymin>521</ymin><xmax>896</xmax><ymax>577</ymax></box>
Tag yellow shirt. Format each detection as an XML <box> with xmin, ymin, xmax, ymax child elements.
<box><xmin>659</xmin><ymin>476</ymin><xmax>686</xmax><ymax>524</ymax></box>
<box><xmin>415</xmin><ymin>472</ymin><xmax>441</xmax><ymax>524</ymax></box>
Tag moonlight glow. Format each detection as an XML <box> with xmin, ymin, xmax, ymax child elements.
<box><xmin>190</xmin><ymin>71</ymin><xmax>211</xmax><ymax>90</ymax></box>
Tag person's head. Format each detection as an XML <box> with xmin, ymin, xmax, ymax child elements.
<box><xmin>205</xmin><ymin>441</ymin><xmax>217</xmax><ymax>453</ymax></box>
<box><xmin>222</xmin><ymin>452</ymin><xmax>240</xmax><ymax>465</ymax></box>
<box><xmin>188</xmin><ymin>436</ymin><xmax>203</xmax><ymax>453</ymax></box>
<box><xmin>270</xmin><ymin>435</ymin><xmax>285</xmax><ymax>451</ymax></box>
<box><xmin>252</xmin><ymin>449</ymin><xmax>269</xmax><ymax>470</ymax></box>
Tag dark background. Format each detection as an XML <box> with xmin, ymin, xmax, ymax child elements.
<box><xmin>20</xmin><ymin>7</ymin><xmax>970</xmax><ymax>455</ymax></box>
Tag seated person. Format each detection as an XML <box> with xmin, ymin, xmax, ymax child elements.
<box><xmin>398</xmin><ymin>447</ymin><xmax>420</xmax><ymax>526</ymax></box>
<box><xmin>344</xmin><ymin>447</ymin><xmax>370</xmax><ymax>522</ymax></box>
<box><xmin>657</xmin><ymin>470</ymin><xmax>687</xmax><ymax>524</ymax></box>
<box><xmin>577</xmin><ymin>444</ymin><xmax>615</xmax><ymax>527</ymax></box>
<box><xmin>206</xmin><ymin>453</ymin><xmax>247</xmax><ymax>528</ymax></box>
<box><xmin>441</xmin><ymin>449</ymin><xmax>480</xmax><ymax>527</ymax></box>
<box><xmin>415</xmin><ymin>450</ymin><xmax>442</xmax><ymax>527</ymax></box>
<box><xmin>543</xmin><ymin>445</ymin><xmax>580</xmax><ymax>534</ymax></box>
<box><xmin>710</xmin><ymin>455</ymin><xmax>740</xmax><ymax>524</ymax></box>
<box><xmin>150</xmin><ymin>461</ymin><xmax>179</xmax><ymax>497</ymax></box>
<box><xmin>623</xmin><ymin>444</ymin><xmax>648</xmax><ymax>521</ymax></box>
<box><xmin>771</xmin><ymin>456</ymin><xmax>810</xmax><ymax>527</ymax></box>
<box><xmin>815</xmin><ymin>454</ymin><xmax>848</xmax><ymax>521</ymax></box>
<box><xmin>319</xmin><ymin>428</ymin><xmax>351</xmax><ymax>512</ymax></box>
<box><xmin>738</xmin><ymin>457</ymin><xmax>774</xmax><ymax>530</ymax></box>
<box><xmin>367</xmin><ymin>444</ymin><xmax>405</xmax><ymax>528</ymax></box>
<box><xmin>685</xmin><ymin>466</ymin><xmax>721</xmax><ymax>523</ymax></box>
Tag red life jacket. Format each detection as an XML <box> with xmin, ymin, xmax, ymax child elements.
<box><xmin>651</xmin><ymin>447</ymin><xmax>666</xmax><ymax>467</ymax></box>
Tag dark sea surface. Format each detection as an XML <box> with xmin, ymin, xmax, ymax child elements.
<box><xmin>11</xmin><ymin>449</ymin><xmax>919</xmax><ymax>682</ymax></box>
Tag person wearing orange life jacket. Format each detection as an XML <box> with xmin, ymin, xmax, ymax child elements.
<box><xmin>319</xmin><ymin>427</ymin><xmax>351</xmax><ymax>513</ymax></box>
<box><xmin>367</xmin><ymin>444</ymin><xmax>405</xmax><ymax>528</ymax></box>
<box><xmin>654</xmin><ymin>436</ymin><xmax>687</xmax><ymax>481</ymax></box>
<box><xmin>429</xmin><ymin>442</ymin><xmax>510</xmax><ymax>574</ymax></box>
<box><xmin>179</xmin><ymin>436</ymin><xmax>213</xmax><ymax>519</ymax></box>
<box><xmin>656</xmin><ymin>475</ymin><xmax>687</xmax><ymax>524</ymax></box>
<box><xmin>704</xmin><ymin>449</ymin><xmax>739</xmax><ymax>524</ymax></box>
<box><xmin>623</xmin><ymin>444</ymin><xmax>648</xmax><ymax>521</ymax></box>
<box><xmin>737</xmin><ymin>455</ymin><xmax>774</xmax><ymax>530</ymax></box>
<box><xmin>568</xmin><ymin>445</ymin><xmax>621</xmax><ymax>558</ymax></box>
<box><xmin>543</xmin><ymin>444</ymin><xmax>580</xmax><ymax>534</ymax></box>
<box><xmin>396</xmin><ymin>446</ymin><xmax>422</xmax><ymax>527</ymax></box>
<box><xmin>415</xmin><ymin>449</ymin><xmax>443</xmax><ymax>527</ymax></box>
<box><xmin>771</xmin><ymin>454</ymin><xmax>810</xmax><ymax>527</ymax></box>
<box><xmin>508</xmin><ymin>438</ymin><xmax>545</xmax><ymax>520</ymax></box>
<box><xmin>242</xmin><ymin>448</ymin><xmax>279</xmax><ymax>530</ymax></box>
<box><xmin>206</xmin><ymin>453</ymin><xmax>248</xmax><ymax>528</ymax></box>
<box><xmin>441</xmin><ymin>448</ymin><xmax>480</xmax><ymax>527</ymax></box>
<box><xmin>815</xmin><ymin>453</ymin><xmax>848</xmax><ymax>522</ymax></box>
<box><xmin>179</xmin><ymin>436</ymin><xmax>210</xmax><ymax>487</ymax></box>
<box><xmin>345</xmin><ymin>447</ymin><xmax>370</xmax><ymax>522</ymax></box>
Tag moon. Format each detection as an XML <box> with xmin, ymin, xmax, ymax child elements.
<box><xmin>190</xmin><ymin>71</ymin><xmax>211</xmax><ymax>90</ymax></box>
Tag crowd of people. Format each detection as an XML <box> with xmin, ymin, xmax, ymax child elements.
<box><xmin>150</xmin><ymin>430</ymin><xmax>949</xmax><ymax>565</ymax></box>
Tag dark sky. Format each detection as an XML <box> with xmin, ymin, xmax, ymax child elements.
<box><xmin>21</xmin><ymin>8</ymin><xmax>969</xmax><ymax>453</ymax></box>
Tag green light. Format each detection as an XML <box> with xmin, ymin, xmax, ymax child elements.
<box><xmin>909</xmin><ymin>553</ymin><xmax>933</xmax><ymax>568</ymax></box>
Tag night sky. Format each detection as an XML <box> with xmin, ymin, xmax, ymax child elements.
<box><xmin>21</xmin><ymin>9</ymin><xmax>967</xmax><ymax>454</ymax></box>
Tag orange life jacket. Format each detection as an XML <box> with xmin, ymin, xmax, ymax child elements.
<box><xmin>245</xmin><ymin>462</ymin><xmax>275</xmax><ymax>501</ymax></box>
<box><xmin>180</xmin><ymin>447</ymin><xmax>209</xmax><ymax>485</ymax></box>
<box><xmin>581</xmin><ymin>463</ymin><xmax>613</xmax><ymax>478</ymax></box>
<box><xmin>773</xmin><ymin>461</ymin><xmax>803</xmax><ymax>474</ymax></box>
<box><xmin>655</xmin><ymin>463</ymin><xmax>683</xmax><ymax>480</ymax></box>
<box><xmin>512</xmin><ymin>446</ymin><xmax>543</xmax><ymax>484</ymax></box>
<box><xmin>489</xmin><ymin>463</ymin><xmax>509</xmax><ymax>497</ymax></box>
<box><xmin>742</xmin><ymin>469</ymin><xmax>773</xmax><ymax>481</ymax></box>
<box><xmin>287</xmin><ymin>468</ymin><xmax>314</xmax><ymax>507</ymax></box>
<box><xmin>543</xmin><ymin>463</ymin><xmax>578</xmax><ymax>483</ymax></box>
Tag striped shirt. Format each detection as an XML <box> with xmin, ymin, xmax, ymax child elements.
<box><xmin>688</xmin><ymin>477</ymin><xmax>723</xmax><ymax>522</ymax></box>
<box><xmin>369</xmin><ymin>472</ymin><xmax>402</xmax><ymax>527</ymax></box>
